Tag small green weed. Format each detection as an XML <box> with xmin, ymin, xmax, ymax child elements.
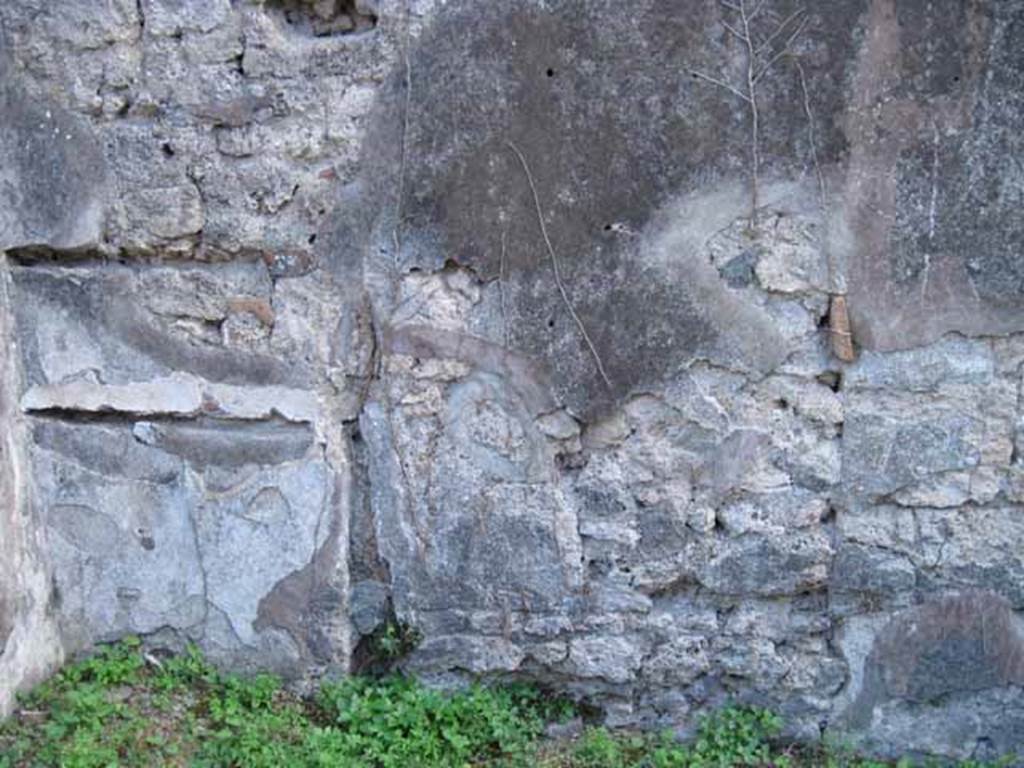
<box><xmin>1</xmin><ymin>641</ymin><xmax>1019</xmax><ymax>768</ymax></box>
<box><xmin>687</xmin><ymin>705</ymin><xmax>783</xmax><ymax>767</ymax></box>
<box><xmin>312</xmin><ymin>675</ymin><xmax>558</xmax><ymax>766</ymax></box>
<box><xmin>369</xmin><ymin>619</ymin><xmax>423</xmax><ymax>662</ymax></box>
<box><xmin>0</xmin><ymin>640</ymin><xmax>572</xmax><ymax>768</ymax></box>
<box><xmin>571</xmin><ymin>727</ymin><xmax>637</xmax><ymax>768</ymax></box>
<box><xmin>561</xmin><ymin>706</ymin><xmax>781</xmax><ymax>768</ymax></box>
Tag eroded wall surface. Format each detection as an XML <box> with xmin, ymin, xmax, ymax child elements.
<box><xmin>1</xmin><ymin>0</ymin><xmax>1023</xmax><ymax>760</ymax></box>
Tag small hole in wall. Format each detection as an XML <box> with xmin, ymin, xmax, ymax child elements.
<box><xmin>267</xmin><ymin>0</ymin><xmax>378</xmax><ymax>37</ymax></box>
<box><xmin>308</xmin><ymin>233</ymin><xmax>317</xmax><ymax>244</ymax></box>
<box><xmin>547</xmin><ymin>318</ymin><xmax>556</xmax><ymax>328</ymax></box>
<box><xmin>774</xmin><ymin>398</ymin><xmax>789</xmax><ymax>410</ymax></box>
<box><xmin>161</xmin><ymin>142</ymin><xmax>175</xmax><ymax>157</ymax></box>
<box><xmin>816</xmin><ymin>370</ymin><xmax>842</xmax><ymax>392</ymax></box>
<box><xmin>546</xmin><ymin>68</ymin><xmax>556</xmax><ymax>78</ymax></box>
<box><xmin>603</xmin><ymin>224</ymin><xmax>612</xmax><ymax>231</ymax></box>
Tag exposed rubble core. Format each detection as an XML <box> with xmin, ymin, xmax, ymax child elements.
<box><xmin>2</xmin><ymin>0</ymin><xmax>1024</xmax><ymax>761</ymax></box>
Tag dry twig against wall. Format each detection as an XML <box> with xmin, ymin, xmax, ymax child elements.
<box><xmin>692</xmin><ymin>5</ymin><xmax>854</xmax><ymax>360</ymax></box>
<box><xmin>499</xmin><ymin>227</ymin><xmax>510</xmax><ymax>349</ymax></box>
<box><xmin>391</xmin><ymin>0</ymin><xmax>413</xmax><ymax>273</ymax></box>
<box><xmin>506</xmin><ymin>141</ymin><xmax>613</xmax><ymax>390</ymax></box>
<box><xmin>689</xmin><ymin>1</ymin><xmax>807</xmax><ymax>227</ymax></box>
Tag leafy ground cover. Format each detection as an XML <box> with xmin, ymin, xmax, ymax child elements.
<box><xmin>0</xmin><ymin>639</ymin><xmax>1015</xmax><ymax>767</ymax></box>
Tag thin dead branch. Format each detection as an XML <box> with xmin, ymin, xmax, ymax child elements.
<box><xmin>795</xmin><ymin>59</ymin><xmax>826</xmax><ymax>211</ymax></box>
<box><xmin>505</xmin><ymin>140</ymin><xmax>613</xmax><ymax>390</ymax></box>
<box><xmin>499</xmin><ymin>227</ymin><xmax>510</xmax><ymax>349</ymax></box>
<box><xmin>688</xmin><ymin>1</ymin><xmax>807</xmax><ymax>228</ymax></box>
<box><xmin>391</xmin><ymin>0</ymin><xmax>412</xmax><ymax>273</ymax></box>
<box><xmin>688</xmin><ymin>70</ymin><xmax>751</xmax><ymax>103</ymax></box>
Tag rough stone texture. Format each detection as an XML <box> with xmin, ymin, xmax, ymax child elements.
<box><xmin>839</xmin><ymin>0</ymin><xmax>1024</xmax><ymax>350</ymax></box>
<box><xmin>0</xmin><ymin>255</ymin><xmax>65</xmax><ymax>720</ymax></box>
<box><xmin>2</xmin><ymin>0</ymin><xmax>1024</xmax><ymax>760</ymax></box>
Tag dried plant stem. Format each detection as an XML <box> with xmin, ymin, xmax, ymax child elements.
<box><xmin>795</xmin><ymin>60</ymin><xmax>826</xmax><ymax>214</ymax></box>
<box><xmin>506</xmin><ymin>140</ymin><xmax>612</xmax><ymax>389</ymax></box>
<box><xmin>689</xmin><ymin>1</ymin><xmax>807</xmax><ymax>229</ymax></box>
<box><xmin>499</xmin><ymin>228</ymin><xmax>510</xmax><ymax>349</ymax></box>
<box><xmin>391</xmin><ymin>0</ymin><xmax>412</xmax><ymax>273</ymax></box>
<box><xmin>739</xmin><ymin>0</ymin><xmax>761</xmax><ymax>225</ymax></box>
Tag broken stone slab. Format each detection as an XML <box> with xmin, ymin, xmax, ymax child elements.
<box><xmin>21</xmin><ymin>374</ymin><xmax>204</xmax><ymax>416</ymax></box>
<box><xmin>196</xmin><ymin>457</ymin><xmax>332</xmax><ymax>648</ymax></box>
<box><xmin>11</xmin><ymin>265</ymin><xmax>312</xmax><ymax>391</ymax></box>
<box><xmin>30</xmin><ymin>416</ymin><xmax>336</xmax><ymax>670</ymax></box>
<box><xmin>131</xmin><ymin>420</ymin><xmax>314</xmax><ymax>470</ymax></box>
<box><xmin>21</xmin><ymin>374</ymin><xmax>318</xmax><ymax>423</ymax></box>
<box><xmin>32</xmin><ymin>445</ymin><xmax>207</xmax><ymax>647</ymax></box>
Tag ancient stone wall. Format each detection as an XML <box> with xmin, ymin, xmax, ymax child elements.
<box><xmin>1</xmin><ymin>0</ymin><xmax>1023</xmax><ymax>760</ymax></box>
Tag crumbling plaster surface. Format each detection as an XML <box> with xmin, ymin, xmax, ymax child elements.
<box><xmin>1</xmin><ymin>0</ymin><xmax>1024</xmax><ymax>760</ymax></box>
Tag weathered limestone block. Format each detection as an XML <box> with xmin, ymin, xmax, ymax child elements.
<box><xmin>833</xmin><ymin>592</ymin><xmax>1024</xmax><ymax>760</ymax></box>
<box><xmin>699</xmin><ymin>531</ymin><xmax>832</xmax><ymax>597</ymax></box>
<box><xmin>0</xmin><ymin>78</ymin><xmax>108</xmax><ymax>252</ymax></box>
<box><xmin>567</xmin><ymin>635</ymin><xmax>641</xmax><ymax>685</ymax></box>
<box><xmin>0</xmin><ymin>259</ymin><xmax>63</xmax><ymax>720</ymax></box>
<box><xmin>842</xmin><ymin>398</ymin><xmax>984</xmax><ymax>499</ymax></box>
<box><xmin>361</xmin><ymin>371</ymin><xmax>583</xmax><ymax>623</ymax></box>
<box><xmin>29</xmin><ymin>418</ymin><xmax>339</xmax><ymax>674</ymax></box>
<box><xmin>844</xmin><ymin>337</ymin><xmax>996</xmax><ymax>393</ymax></box>
<box><xmin>32</xmin><ymin>432</ymin><xmax>205</xmax><ymax>646</ymax></box>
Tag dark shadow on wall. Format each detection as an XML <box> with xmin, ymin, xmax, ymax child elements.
<box><xmin>345</xmin><ymin>0</ymin><xmax>863</xmax><ymax>420</ymax></box>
